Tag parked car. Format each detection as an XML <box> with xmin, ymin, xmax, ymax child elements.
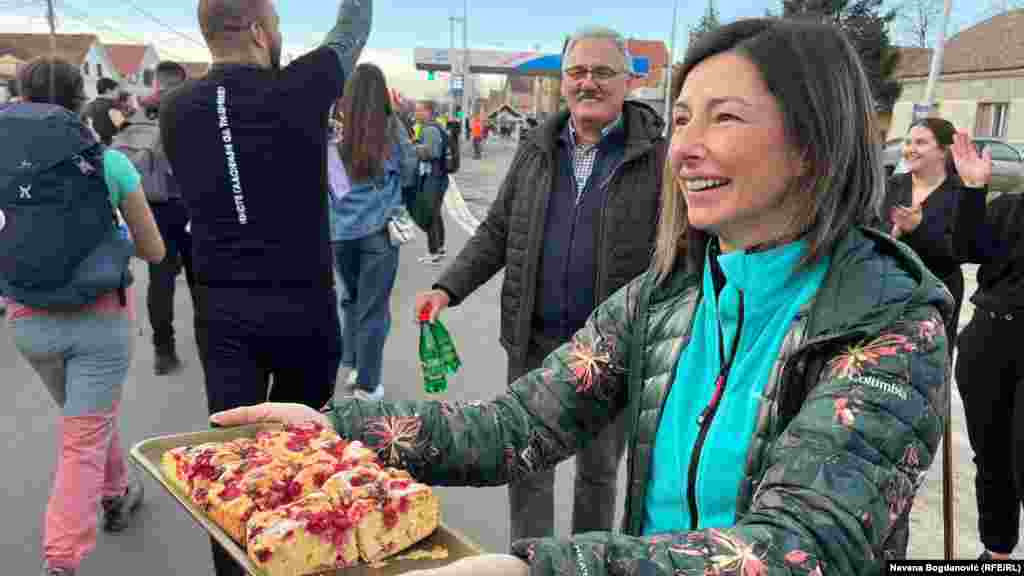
<box><xmin>882</xmin><ymin>136</ymin><xmax>1024</xmax><ymax>195</ymax></box>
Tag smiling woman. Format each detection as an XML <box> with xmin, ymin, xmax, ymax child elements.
<box><xmin>211</xmin><ymin>18</ymin><xmax>955</xmax><ymax>576</ymax></box>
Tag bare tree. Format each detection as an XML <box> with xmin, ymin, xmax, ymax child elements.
<box><xmin>899</xmin><ymin>0</ymin><xmax>941</xmax><ymax>48</ymax></box>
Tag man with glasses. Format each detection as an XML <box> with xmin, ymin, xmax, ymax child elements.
<box><xmin>414</xmin><ymin>26</ymin><xmax>668</xmax><ymax>544</ymax></box>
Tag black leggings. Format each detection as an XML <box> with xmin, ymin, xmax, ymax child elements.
<box><xmin>956</xmin><ymin>310</ymin><xmax>1024</xmax><ymax>554</ymax></box>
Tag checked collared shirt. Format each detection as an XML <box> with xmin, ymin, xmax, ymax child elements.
<box><xmin>567</xmin><ymin>115</ymin><xmax>623</xmax><ymax>204</ymax></box>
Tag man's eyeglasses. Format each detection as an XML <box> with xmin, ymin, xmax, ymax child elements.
<box><xmin>563</xmin><ymin>65</ymin><xmax>624</xmax><ymax>82</ymax></box>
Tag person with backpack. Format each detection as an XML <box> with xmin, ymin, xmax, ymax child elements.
<box><xmin>1</xmin><ymin>57</ymin><xmax>165</xmax><ymax>576</ymax></box>
<box><xmin>413</xmin><ymin>99</ymin><xmax>449</xmax><ymax>265</ymax></box>
<box><xmin>327</xmin><ymin>63</ymin><xmax>417</xmax><ymax>401</ymax></box>
<box><xmin>112</xmin><ymin>60</ymin><xmax>196</xmax><ymax>376</ymax></box>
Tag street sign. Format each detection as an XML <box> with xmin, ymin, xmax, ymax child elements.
<box><xmin>913</xmin><ymin>103</ymin><xmax>936</xmax><ymax>122</ymax></box>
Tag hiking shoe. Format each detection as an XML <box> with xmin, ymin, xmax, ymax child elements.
<box><xmin>102</xmin><ymin>476</ymin><xmax>144</xmax><ymax>533</ymax></box>
<box><xmin>154</xmin><ymin>349</ymin><xmax>183</xmax><ymax>375</ymax></box>
<box><xmin>41</xmin><ymin>566</ymin><xmax>75</xmax><ymax>576</ymax></box>
<box><xmin>349</xmin><ymin>386</ymin><xmax>384</xmax><ymax>402</ymax></box>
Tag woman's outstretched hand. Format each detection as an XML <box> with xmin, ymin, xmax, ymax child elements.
<box><xmin>210</xmin><ymin>402</ymin><xmax>331</xmax><ymax>429</ymax></box>
<box><xmin>401</xmin><ymin>554</ymin><xmax>530</xmax><ymax>576</ymax></box>
<box><xmin>952</xmin><ymin>130</ymin><xmax>993</xmax><ymax>188</ymax></box>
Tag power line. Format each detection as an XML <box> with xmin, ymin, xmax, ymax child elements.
<box><xmin>115</xmin><ymin>0</ymin><xmax>205</xmax><ymax>49</ymax></box>
<box><xmin>58</xmin><ymin>0</ymin><xmax>197</xmax><ymax>63</ymax></box>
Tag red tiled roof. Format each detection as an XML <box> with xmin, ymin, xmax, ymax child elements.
<box><xmin>105</xmin><ymin>43</ymin><xmax>149</xmax><ymax>76</ymax></box>
<box><xmin>894</xmin><ymin>9</ymin><xmax>1024</xmax><ymax>79</ymax></box>
<box><xmin>0</xmin><ymin>33</ymin><xmax>97</xmax><ymax>66</ymax></box>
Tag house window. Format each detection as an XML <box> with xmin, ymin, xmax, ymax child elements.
<box><xmin>976</xmin><ymin>102</ymin><xmax>1010</xmax><ymax>139</ymax></box>
<box><xmin>143</xmin><ymin>69</ymin><xmax>154</xmax><ymax>87</ymax></box>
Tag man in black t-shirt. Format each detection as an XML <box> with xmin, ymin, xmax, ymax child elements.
<box><xmin>160</xmin><ymin>1</ymin><xmax>371</xmax><ymax>574</ymax></box>
<box><xmin>82</xmin><ymin>77</ymin><xmax>124</xmax><ymax>145</ymax></box>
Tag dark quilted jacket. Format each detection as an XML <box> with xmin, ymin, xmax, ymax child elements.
<box><xmin>329</xmin><ymin>227</ymin><xmax>954</xmax><ymax>575</ymax></box>
<box><xmin>434</xmin><ymin>101</ymin><xmax>666</xmax><ymax>377</ymax></box>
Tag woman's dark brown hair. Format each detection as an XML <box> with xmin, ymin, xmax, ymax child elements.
<box><xmin>17</xmin><ymin>56</ymin><xmax>87</xmax><ymax>112</ymax></box>
<box><xmin>653</xmin><ymin>18</ymin><xmax>884</xmax><ymax>282</ymax></box>
<box><xmin>909</xmin><ymin>116</ymin><xmax>958</xmax><ymax>177</ymax></box>
<box><xmin>339</xmin><ymin>63</ymin><xmax>393</xmax><ymax>182</ymax></box>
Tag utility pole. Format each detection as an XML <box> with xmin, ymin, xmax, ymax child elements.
<box><xmin>46</xmin><ymin>0</ymin><xmax>57</xmax><ymax>104</ymax></box>
<box><xmin>463</xmin><ymin>0</ymin><xmax>471</xmax><ymax>124</ymax></box>
<box><xmin>663</xmin><ymin>0</ymin><xmax>679</xmax><ymax>130</ymax></box>
<box><xmin>449</xmin><ymin>12</ymin><xmax>457</xmax><ymax>114</ymax></box>
<box><xmin>921</xmin><ymin>0</ymin><xmax>953</xmax><ymax>117</ymax></box>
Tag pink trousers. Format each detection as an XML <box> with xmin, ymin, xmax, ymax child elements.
<box><xmin>44</xmin><ymin>402</ymin><xmax>128</xmax><ymax>571</ymax></box>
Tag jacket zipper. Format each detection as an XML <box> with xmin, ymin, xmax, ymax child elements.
<box><xmin>686</xmin><ymin>291</ymin><xmax>745</xmax><ymax>530</ymax></box>
<box><xmin>593</xmin><ymin>161</ymin><xmax>626</xmax><ymax>301</ymax></box>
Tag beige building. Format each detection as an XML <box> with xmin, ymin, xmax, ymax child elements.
<box><xmin>888</xmin><ymin>9</ymin><xmax>1024</xmax><ymax>148</ymax></box>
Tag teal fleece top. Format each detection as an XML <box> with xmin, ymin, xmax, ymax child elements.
<box><xmin>643</xmin><ymin>240</ymin><xmax>830</xmax><ymax>534</ymax></box>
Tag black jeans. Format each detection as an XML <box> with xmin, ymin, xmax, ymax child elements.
<box><xmin>146</xmin><ymin>200</ymin><xmax>195</xmax><ymax>353</ymax></box>
<box><xmin>956</xmin><ymin>309</ymin><xmax>1024</xmax><ymax>555</ymax></box>
<box><xmin>195</xmin><ymin>285</ymin><xmax>342</xmax><ymax>576</ymax></box>
<box><xmin>423</xmin><ymin>175</ymin><xmax>447</xmax><ymax>255</ymax></box>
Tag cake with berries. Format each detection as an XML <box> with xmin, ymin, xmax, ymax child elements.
<box><xmin>161</xmin><ymin>425</ymin><xmax>442</xmax><ymax>575</ymax></box>
<box><xmin>201</xmin><ymin>460</ymin><xmax>302</xmax><ymax>544</ymax></box>
<box><xmin>254</xmin><ymin>422</ymin><xmax>342</xmax><ymax>463</ymax></box>
<box><xmin>353</xmin><ymin>470</ymin><xmax>441</xmax><ymax>562</ymax></box>
<box><xmin>246</xmin><ymin>492</ymin><xmax>376</xmax><ymax>575</ymax></box>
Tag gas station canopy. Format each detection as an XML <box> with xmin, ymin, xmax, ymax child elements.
<box><xmin>413</xmin><ymin>48</ymin><xmax>650</xmax><ymax>78</ymax></box>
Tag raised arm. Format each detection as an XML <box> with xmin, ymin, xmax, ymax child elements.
<box><xmin>322</xmin><ymin>0</ymin><xmax>372</xmax><ymax>82</ymax></box>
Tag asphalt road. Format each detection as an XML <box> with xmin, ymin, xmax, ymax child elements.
<box><xmin>0</xmin><ymin>136</ymin><xmax>1014</xmax><ymax>575</ymax></box>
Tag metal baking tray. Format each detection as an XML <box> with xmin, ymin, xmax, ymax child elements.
<box><xmin>129</xmin><ymin>423</ymin><xmax>483</xmax><ymax>575</ymax></box>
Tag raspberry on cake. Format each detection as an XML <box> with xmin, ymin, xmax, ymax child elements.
<box><xmin>247</xmin><ymin>492</ymin><xmax>375</xmax><ymax>576</ymax></box>
<box><xmin>354</xmin><ymin>475</ymin><xmax>441</xmax><ymax>562</ymax></box>
<box><xmin>321</xmin><ymin>463</ymin><xmax>386</xmax><ymax>507</ymax></box>
<box><xmin>203</xmin><ymin>460</ymin><xmax>303</xmax><ymax>544</ymax></box>
<box><xmin>255</xmin><ymin>423</ymin><xmax>342</xmax><ymax>462</ymax></box>
<box><xmin>291</xmin><ymin>459</ymin><xmax>351</xmax><ymax>500</ymax></box>
<box><xmin>162</xmin><ymin>442</ymin><xmax>253</xmax><ymax>496</ymax></box>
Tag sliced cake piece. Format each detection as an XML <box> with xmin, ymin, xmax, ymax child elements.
<box><xmin>354</xmin><ymin>475</ymin><xmax>441</xmax><ymax>562</ymax></box>
<box><xmin>247</xmin><ymin>492</ymin><xmax>376</xmax><ymax>576</ymax></box>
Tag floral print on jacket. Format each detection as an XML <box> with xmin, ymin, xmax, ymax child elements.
<box><xmin>328</xmin><ymin>228</ymin><xmax>953</xmax><ymax>575</ymax></box>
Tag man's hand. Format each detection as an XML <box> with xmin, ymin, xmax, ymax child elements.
<box><xmin>210</xmin><ymin>403</ymin><xmax>331</xmax><ymax>429</ymax></box>
<box><xmin>402</xmin><ymin>554</ymin><xmax>529</xmax><ymax>576</ymax></box>
<box><xmin>415</xmin><ymin>290</ymin><xmax>451</xmax><ymax>323</ymax></box>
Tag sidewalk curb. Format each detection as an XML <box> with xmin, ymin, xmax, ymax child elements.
<box><xmin>445</xmin><ymin>175</ymin><xmax>481</xmax><ymax>236</ymax></box>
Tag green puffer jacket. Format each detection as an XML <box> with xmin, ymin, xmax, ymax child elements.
<box><xmin>328</xmin><ymin>227</ymin><xmax>953</xmax><ymax>575</ymax></box>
